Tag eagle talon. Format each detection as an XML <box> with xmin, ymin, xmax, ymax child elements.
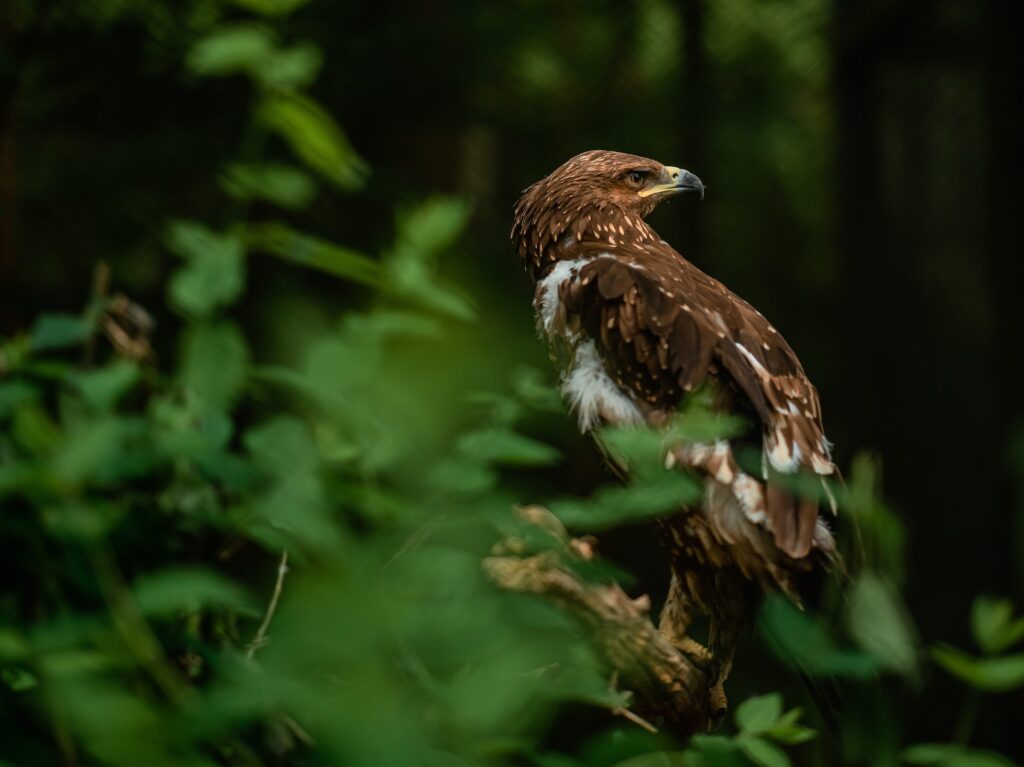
<box><xmin>671</xmin><ymin>637</ymin><xmax>716</xmax><ymax>674</ymax></box>
<box><xmin>708</xmin><ymin>682</ymin><xmax>729</xmax><ymax>727</ymax></box>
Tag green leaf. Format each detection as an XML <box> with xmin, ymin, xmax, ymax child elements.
<box><xmin>188</xmin><ymin>26</ymin><xmax>320</xmax><ymax>89</ymax></box>
<box><xmin>429</xmin><ymin>457</ymin><xmax>497</xmax><ymax>496</ymax></box>
<box><xmin>847</xmin><ymin>572</ymin><xmax>918</xmax><ymax>675</ymax></box>
<box><xmin>1</xmin><ymin>667</ymin><xmax>37</xmax><ymax>692</ymax></box>
<box><xmin>902</xmin><ymin>743</ymin><xmax>1016</xmax><ymax>766</ymax></box>
<box><xmin>187</xmin><ymin>25</ymin><xmax>274</xmax><ymax>77</ymax></box>
<box><xmin>259</xmin><ymin>93</ymin><xmax>367</xmax><ymax>189</ymax></box>
<box><xmin>225</xmin><ymin>0</ymin><xmax>312</xmax><ymax>16</ymax></box>
<box><xmin>133</xmin><ymin>568</ymin><xmax>251</xmax><ymax>615</ymax></box>
<box><xmin>0</xmin><ymin>380</ymin><xmax>37</xmax><ymax>419</ymax></box>
<box><xmin>665</xmin><ymin>410</ymin><xmax>746</xmax><ymax>444</ymax></box>
<box><xmin>930</xmin><ymin>644</ymin><xmax>1024</xmax><ymax>692</ymax></box>
<box><xmin>385</xmin><ymin>197</ymin><xmax>476</xmax><ymax>320</ymax></box>
<box><xmin>221</xmin><ymin>163</ymin><xmax>318</xmax><ymax>209</ymax></box>
<box><xmin>29</xmin><ymin>314</ymin><xmax>92</xmax><ymax>352</ymax></box>
<box><xmin>549</xmin><ymin>471</ymin><xmax>701</xmax><ymax>531</ymax></box>
<box><xmin>764</xmin><ymin>708</ymin><xmax>817</xmax><ymax>745</ymax></box>
<box><xmin>739</xmin><ymin>737</ymin><xmax>792</xmax><ymax>767</ymax></box>
<box><xmin>256</xmin><ymin>42</ymin><xmax>322</xmax><ymax>90</ymax></box>
<box><xmin>735</xmin><ymin>693</ymin><xmax>783</xmax><ymax>734</ymax></box>
<box><xmin>971</xmin><ymin>596</ymin><xmax>1024</xmax><ymax>655</ymax></box>
<box><xmin>167</xmin><ymin>221</ymin><xmax>246</xmax><ymax>317</ymax></box>
<box><xmin>759</xmin><ymin>595</ymin><xmax>878</xmax><ymax>677</ymax></box>
<box><xmin>612</xmin><ymin>753</ymin><xmax>688</xmax><ymax>767</ymax></box>
<box><xmin>52</xmin><ymin>418</ymin><xmax>154</xmax><ymax>489</ymax></box>
<box><xmin>0</xmin><ymin>629</ymin><xmax>29</xmax><ymax>660</ymax></box>
<box><xmin>180</xmin><ymin>322</ymin><xmax>250</xmax><ymax>413</ymax></box>
<box><xmin>244</xmin><ymin>417</ymin><xmax>319</xmax><ymax>477</ymax></box>
<box><xmin>248</xmin><ymin>222</ymin><xmax>380</xmax><ymax>285</ymax></box>
<box><xmin>456</xmin><ymin>427</ymin><xmax>560</xmax><ymax>467</ymax></box>
<box><xmin>69</xmin><ymin>360</ymin><xmax>138</xmax><ymax>410</ymax></box>
<box><xmin>766</xmin><ymin>725</ymin><xmax>816</xmax><ymax>746</ymax></box>
<box><xmin>392</xmin><ymin>197</ymin><xmax>472</xmax><ymax>265</ymax></box>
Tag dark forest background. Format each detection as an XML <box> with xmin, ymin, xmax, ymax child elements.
<box><xmin>1</xmin><ymin>1</ymin><xmax>1023</xmax><ymax>766</ymax></box>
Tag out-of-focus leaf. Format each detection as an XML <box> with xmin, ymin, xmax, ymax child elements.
<box><xmin>597</xmin><ymin>426</ymin><xmax>666</xmax><ymax>477</ymax></box>
<box><xmin>930</xmin><ymin>645</ymin><xmax>1024</xmax><ymax>692</ymax></box>
<box><xmin>764</xmin><ymin>708</ymin><xmax>816</xmax><ymax>745</ymax></box>
<box><xmin>134</xmin><ymin>568</ymin><xmax>251</xmax><ymax>615</ymax></box>
<box><xmin>392</xmin><ymin>197</ymin><xmax>472</xmax><ymax>265</ymax></box>
<box><xmin>0</xmin><ymin>630</ymin><xmax>29</xmax><ymax>660</ymax></box>
<box><xmin>511</xmin><ymin>366</ymin><xmax>563</xmax><ymax>413</ymax></box>
<box><xmin>69</xmin><ymin>360</ymin><xmax>138</xmax><ymax>410</ymax></box>
<box><xmin>257</xmin><ymin>42</ymin><xmax>321</xmax><ymax>89</ymax></box>
<box><xmin>180</xmin><ymin>322</ymin><xmax>250</xmax><ymax>413</ymax></box>
<box><xmin>665</xmin><ymin>410</ymin><xmax>746</xmax><ymax>445</ymax></box>
<box><xmin>840</xmin><ymin>453</ymin><xmax>906</xmax><ymax>583</ymax></box>
<box><xmin>429</xmin><ymin>457</ymin><xmax>497</xmax><ymax>496</ymax></box>
<box><xmin>735</xmin><ymin>692</ymin><xmax>783</xmax><ymax>734</ymax></box>
<box><xmin>902</xmin><ymin>743</ymin><xmax>1016</xmax><ymax>766</ymax></box>
<box><xmin>52</xmin><ymin>418</ymin><xmax>154</xmax><ymax>488</ymax></box>
<box><xmin>221</xmin><ymin>163</ymin><xmax>317</xmax><ymax>209</ymax></box>
<box><xmin>167</xmin><ymin>221</ymin><xmax>245</xmax><ymax>317</ymax></box>
<box><xmin>2</xmin><ymin>667</ymin><xmax>37</xmax><ymax>692</ymax></box>
<box><xmin>456</xmin><ymin>427</ymin><xmax>560</xmax><ymax>467</ymax></box>
<box><xmin>612</xmin><ymin>753</ymin><xmax>688</xmax><ymax>767</ymax></box>
<box><xmin>847</xmin><ymin>572</ymin><xmax>918</xmax><ymax>676</ymax></box>
<box><xmin>385</xmin><ymin>197</ymin><xmax>476</xmax><ymax>320</ymax></box>
<box><xmin>259</xmin><ymin>93</ymin><xmax>367</xmax><ymax>189</ymax></box>
<box><xmin>226</xmin><ymin>0</ymin><xmax>312</xmax><ymax>16</ymax></box>
<box><xmin>11</xmin><ymin>401</ymin><xmax>61</xmax><ymax>455</ymax></box>
<box><xmin>248</xmin><ymin>222</ymin><xmax>380</xmax><ymax>286</ymax></box>
<box><xmin>739</xmin><ymin>737</ymin><xmax>792</xmax><ymax>767</ymax></box>
<box><xmin>0</xmin><ymin>380</ymin><xmax>37</xmax><ymax>419</ymax></box>
<box><xmin>549</xmin><ymin>471</ymin><xmax>701</xmax><ymax>531</ymax></box>
<box><xmin>971</xmin><ymin>596</ymin><xmax>1024</xmax><ymax>655</ymax></box>
<box><xmin>684</xmin><ymin>734</ymin><xmax>748</xmax><ymax>767</ymax></box>
<box><xmin>189</xmin><ymin>25</ymin><xmax>320</xmax><ymax>89</ymax></box>
<box><xmin>187</xmin><ymin>25</ymin><xmax>274</xmax><ymax>76</ymax></box>
<box><xmin>759</xmin><ymin>595</ymin><xmax>877</xmax><ymax>677</ymax></box>
<box><xmin>29</xmin><ymin>314</ymin><xmax>92</xmax><ymax>352</ymax></box>
<box><xmin>245</xmin><ymin>417</ymin><xmax>318</xmax><ymax>477</ymax></box>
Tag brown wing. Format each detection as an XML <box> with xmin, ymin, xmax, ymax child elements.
<box><xmin>559</xmin><ymin>242</ymin><xmax>835</xmax><ymax>559</ymax></box>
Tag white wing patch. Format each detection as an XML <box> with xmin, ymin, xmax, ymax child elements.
<box><xmin>536</xmin><ymin>257</ymin><xmax>588</xmax><ymax>336</ymax></box>
<box><xmin>562</xmin><ymin>339</ymin><xmax>643</xmax><ymax>432</ymax></box>
<box><xmin>535</xmin><ymin>258</ymin><xmax>643</xmax><ymax>433</ymax></box>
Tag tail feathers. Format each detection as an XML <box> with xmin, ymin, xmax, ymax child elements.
<box><xmin>765</xmin><ymin>482</ymin><xmax>818</xmax><ymax>559</ymax></box>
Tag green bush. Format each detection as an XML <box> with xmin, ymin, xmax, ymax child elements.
<box><xmin>1</xmin><ymin>3</ymin><xmax>1021</xmax><ymax>766</ymax></box>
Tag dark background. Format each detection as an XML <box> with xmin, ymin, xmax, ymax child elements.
<box><xmin>2</xmin><ymin>0</ymin><xmax>1023</xmax><ymax>756</ymax></box>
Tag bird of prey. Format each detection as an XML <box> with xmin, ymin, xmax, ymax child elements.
<box><xmin>511</xmin><ymin>150</ymin><xmax>837</xmax><ymax>714</ymax></box>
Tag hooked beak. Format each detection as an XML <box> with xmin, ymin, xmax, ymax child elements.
<box><xmin>637</xmin><ymin>166</ymin><xmax>705</xmax><ymax>201</ymax></box>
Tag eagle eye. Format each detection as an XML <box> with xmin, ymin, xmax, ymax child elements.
<box><xmin>625</xmin><ymin>170</ymin><xmax>646</xmax><ymax>189</ymax></box>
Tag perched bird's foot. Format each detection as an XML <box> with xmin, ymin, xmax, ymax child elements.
<box><xmin>672</xmin><ymin>636</ymin><xmax>715</xmax><ymax>675</ymax></box>
<box><xmin>709</xmin><ymin>680</ymin><xmax>728</xmax><ymax>726</ymax></box>
<box><xmin>670</xmin><ymin>638</ymin><xmax>729</xmax><ymax>726</ymax></box>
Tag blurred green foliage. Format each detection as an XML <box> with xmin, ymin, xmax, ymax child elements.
<box><xmin>1</xmin><ymin>1</ymin><xmax>1022</xmax><ymax>766</ymax></box>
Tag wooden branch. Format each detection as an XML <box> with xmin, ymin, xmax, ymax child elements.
<box><xmin>483</xmin><ymin>506</ymin><xmax>715</xmax><ymax>736</ymax></box>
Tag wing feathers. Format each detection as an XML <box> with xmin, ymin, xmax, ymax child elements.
<box><xmin>557</xmin><ymin>246</ymin><xmax>835</xmax><ymax>559</ymax></box>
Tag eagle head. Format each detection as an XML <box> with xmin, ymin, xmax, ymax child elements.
<box><xmin>512</xmin><ymin>150</ymin><xmax>704</xmax><ymax>279</ymax></box>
